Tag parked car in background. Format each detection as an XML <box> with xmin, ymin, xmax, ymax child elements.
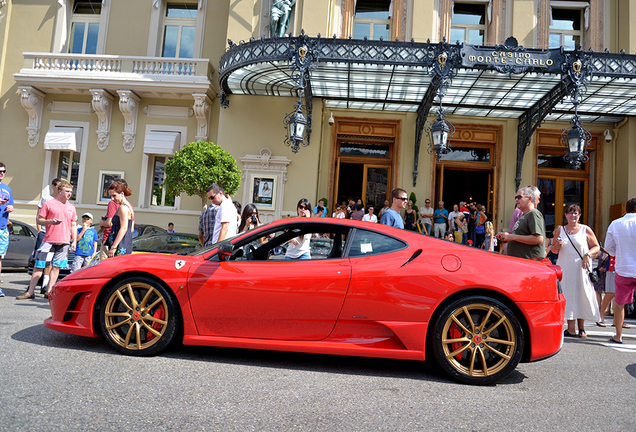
<box><xmin>132</xmin><ymin>224</ymin><xmax>166</xmax><ymax>239</ymax></box>
<box><xmin>4</xmin><ymin>221</ymin><xmax>38</xmax><ymax>268</ymax></box>
<box><xmin>132</xmin><ymin>232</ymin><xmax>200</xmax><ymax>254</ymax></box>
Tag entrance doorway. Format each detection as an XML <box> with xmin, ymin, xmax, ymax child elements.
<box><xmin>336</xmin><ymin>162</ymin><xmax>391</xmax><ymax>210</ymax></box>
<box><xmin>437</xmin><ymin>167</ymin><xmax>492</xmax><ymax>210</ymax></box>
<box><xmin>329</xmin><ymin>118</ymin><xmax>400</xmax><ymax>214</ymax></box>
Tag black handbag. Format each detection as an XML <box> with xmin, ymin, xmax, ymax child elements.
<box><xmin>563</xmin><ymin>228</ymin><xmax>598</xmax><ymax>284</ymax></box>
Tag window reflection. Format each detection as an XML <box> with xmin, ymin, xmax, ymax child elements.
<box><xmin>438</xmin><ymin>147</ymin><xmax>490</xmax><ymax>162</ymax></box>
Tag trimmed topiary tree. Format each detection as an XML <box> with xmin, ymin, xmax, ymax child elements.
<box><xmin>164</xmin><ymin>141</ymin><xmax>242</xmax><ymax>208</ymax></box>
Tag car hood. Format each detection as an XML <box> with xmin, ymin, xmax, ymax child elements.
<box><xmin>63</xmin><ymin>252</ymin><xmax>207</xmax><ymax>281</ymax></box>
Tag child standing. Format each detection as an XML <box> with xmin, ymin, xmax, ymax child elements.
<box><xmin>72</xmin><ymin>212</ymin><xmax>98</xmax><ymax>272</ymax></box>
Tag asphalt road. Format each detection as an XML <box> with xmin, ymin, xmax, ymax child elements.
<box><xmin>1</xmin><ymin>269</ymin><xmax>636</xmax><ymax>431</ymax></box>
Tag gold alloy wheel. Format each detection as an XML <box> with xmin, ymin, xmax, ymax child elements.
<box><xmin>440</xmin><ymin>303</ymin><xmax>516</xmax><ymax>378</ymax></box>
<box><xmin>103</xmin><ymin>282</ymin><xmax>169</xmax><ymax>351</ymax></box>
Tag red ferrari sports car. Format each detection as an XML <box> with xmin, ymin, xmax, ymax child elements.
<box><xmin>45</xmin><ymin>218</ymin><xmax>565</xmax><ymax>385</ymax></box>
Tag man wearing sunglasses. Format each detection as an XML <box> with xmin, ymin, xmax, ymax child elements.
<box><xmin>0</xmin><ymin>163</ymin><xmax>14</xmax><ymax>297</ymax></box>
<box><xmin>380</xmin><ymin>188</ymin><xmax>407</xmax><ymax>229</ymax></box>
<box><xmin>498</xmin><ymin>186</ymin><xmax>545</xmax><ymax>259</ymax></box>
<box><xmin>198</xmin><ymin>184</ymin><xmax>220</xmax><ymax>247</ymax></box>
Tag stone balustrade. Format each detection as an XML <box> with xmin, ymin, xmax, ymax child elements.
<box><xmin>22</xmin><ymin>52</ymin><xmax>213</xmax><ymax>79</ymax></box>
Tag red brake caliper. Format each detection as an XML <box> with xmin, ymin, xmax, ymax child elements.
<box><xmin>146</xmin><ymin>305</ymin><xmax>165</xmax><ymax>341</ymax></box>
<box><xmin>449</xmin><ymin>323</ymin><xmax>464</xmax><ymax>360</ymax></box>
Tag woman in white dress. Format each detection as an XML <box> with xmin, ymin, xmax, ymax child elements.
<box><xmin>548</xmin><ymin>204</ymin><xmax>601</xmax><ymax>337</ymax></box>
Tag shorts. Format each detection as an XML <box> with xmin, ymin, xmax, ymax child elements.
<box><xmin>35</xmin><ymin>243</ymin><xmax>69</xmax><ymax>269</ymax></box>
<box><xmin>605</xmin><ymin>271</ymin><xmax>615</xmax><ymax>294</ymax></box>
<box><xmin>71</xmin><ymin>255</ymin><xmax>92</xmax><ymax>273</ymax></box>
<box><xmin>614</xmin><ymin>273</ymin><xmax>636</xmax><ymax>305</ymax></box>
<box><xmin>0</xmin><ymin>228</ymin><xmax>8</xmax><ymax>258</ymax></box>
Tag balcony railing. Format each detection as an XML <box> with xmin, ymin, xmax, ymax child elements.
<box><xmin>21</xmin><ymin>52</ymin><xmax>213</xmax><ymax>79</ymax></box>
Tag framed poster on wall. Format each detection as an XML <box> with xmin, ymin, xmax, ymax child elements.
<box><xmin>97</xmin><ymin>170</ymin><xmax>124</xmax><ymax>204</ymax></box>
<box><xmin>251</xmin><ymin>175</ymin><xmax>276</xmax><ymax>209</ymax></box>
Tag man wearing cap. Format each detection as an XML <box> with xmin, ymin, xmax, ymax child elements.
<box><xmin>72</xmin><ymin>212</ymin><xmax>98</xmax><ymax>273</ymax></box>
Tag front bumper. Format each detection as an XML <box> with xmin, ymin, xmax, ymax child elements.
<box><xmin>43</xmin><ymin>277</ymin><xmax>111</xmax><ymax>337</ymax></box>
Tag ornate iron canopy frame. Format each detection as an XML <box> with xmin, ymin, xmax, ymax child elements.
<box><xmin>219</xmin><ymin>34</ymin><xmax>636</xmax><ymax>184</ymax></box>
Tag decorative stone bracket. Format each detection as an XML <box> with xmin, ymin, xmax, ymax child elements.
<box><xmin>90</xmin><ymin>89</ymin><xmax>114</xmax><ymax>151</ymax></box>
<box><xmin>19</xmin><ymin>86</ymin><xmax>45</xmax><ymax>148</ymax></box>
<box><xmin>117</xmin><ymin>90</ymin><xmax>140</xmax><ymax>153</ymax></box>
<box><xmin>192</xmin><ymin>93</ymin><xmax>211</xmax><ymax>142</ymax></box>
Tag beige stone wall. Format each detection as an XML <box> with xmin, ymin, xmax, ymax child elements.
<box><xmin>217</xmin><ymin>94</ymin><xmax>323</xmax><ymax>213</ymax></box>
<box><xmin>105</xmin><ymin>1</ymin><xmax>150</xmax><ymax>56</ymax></box>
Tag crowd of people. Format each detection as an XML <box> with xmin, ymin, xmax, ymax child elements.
<box><xmin>2</xmin><ymin>164</ymin><xmax>636</xmax><ymax>346</ymax></box>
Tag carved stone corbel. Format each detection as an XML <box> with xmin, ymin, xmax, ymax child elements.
<box><xmin>117</xmin><ymin>90</ymin><xmax>140</xmax><ymax>153</ymax></box>
<box><xmin>90</xmin><ymin>89</ymin><xmax>114</xmax><ymax>151</ymax></box>
<box><xmin>19</xmin><ymin>86</ymin><xmax>45</xmax><ymax>148</ymax></box>
<box><xmin>192</xmin><ymin>93</ymin><xmax>212</xmax><ymax>142</ymax></box>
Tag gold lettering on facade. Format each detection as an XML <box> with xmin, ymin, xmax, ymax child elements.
<box><xmin>467</xmin><ymin>50</ymin><xmax>554</xmax><ymax>69</ymax></box>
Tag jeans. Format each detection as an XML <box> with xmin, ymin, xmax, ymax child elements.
<box><xmin>423</xmin><ymin>223</ymin><xmax>432</xmax><ymax>236</ymax></box>
<box><xmin>285</xmin><ymin>252</ymin><xmax>311</xmax><ymax>260</ymax></box>
<box><xmin>434</xmin><ymin>223</ymin><xmax>446</xmax><ymax>238</ymax></box>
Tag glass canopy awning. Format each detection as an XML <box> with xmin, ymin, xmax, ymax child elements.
<box><xmin>219</xmin><ymin>35</ymin><xmax>636</xmax><ymax>187</ymax></box>
<box><xmin>220</xmin><ymin>36</ymin><xmax>636</xmax><ymax>124</ymax></box>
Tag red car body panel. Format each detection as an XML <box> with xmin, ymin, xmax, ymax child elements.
<box><xmin>44</xmin><ymin>218</ymin><xmax>564</xmax><ymax>364</ymax></box>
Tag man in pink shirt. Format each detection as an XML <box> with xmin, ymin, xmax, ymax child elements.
<box><xmin>18</xmin><ymin>181</ymin><xmax>77</xmax><ymax>300</ymax></box>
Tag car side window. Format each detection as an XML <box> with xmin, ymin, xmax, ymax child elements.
<box><xmin>230</xmin><ymin>226</ymin><xmax>349</xmax><ymax>262</ymax></box>
<box><xmin>347</xmin><ymin>229</ymin><xmax>406</xmax><ymax>257</ymax></box>
<box><xmin>11</xmin><ymin>224</ymin><xmax>30</xmax><ymax>237</ymax></box>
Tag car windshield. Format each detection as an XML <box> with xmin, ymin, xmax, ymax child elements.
<box><xmin>186</xmin><ymin>222</ymin><xmax>273</xmax><ymax>256</ymax></box>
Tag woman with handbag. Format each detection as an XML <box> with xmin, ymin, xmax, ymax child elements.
<box><xmin>549</xmin><ymin>204</ymin><xmax>601</xmax><ymax>337</ymax></box>
<box><xmin>474</xmin><ymin>204</ymin><xmax>488</xmax><ymax>248</ymax></box>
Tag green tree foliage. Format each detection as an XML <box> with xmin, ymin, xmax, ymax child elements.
<box><xmin>409</xmin><ymin>191</ymin><xmax>419</xmax><ymax>213</ymax></box>
<box><xmin>164</xmin><ymin>141</ymin><xmax>241</xmax><ymax>206</ymax></box>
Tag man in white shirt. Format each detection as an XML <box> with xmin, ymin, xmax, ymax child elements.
<box><xmin>362</xmin><ymin>206</ymin><xmax>377</xmax><ymax>223</ymax></box>
<box><xmin>210</xmin><ymin>184</ymin><xmax>238</xmax><ymax>244</ymax></box>
<box><xmin>605</xmin><ymin>197</ymin><xmax>636</xmax><ymax>344</ymax></box>
<box><xmin>448</xmin><ymin>204</ymin><xmax>461</xmax><ymax>232</ymax></box>
<box><xmin>419</xmin><ymin>198</ymin><xmax>434</xmax><ymax>235</ymax></box>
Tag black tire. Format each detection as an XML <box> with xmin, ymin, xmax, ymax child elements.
<box><xmin>100</xmin><ymin>277</ymin><xmax>180</xmax><ymax>356</ymax></box>
<box><xmin>432</xmin><ymin>296</ymin><xmax>524</xmax><ymax>385</ymax></box>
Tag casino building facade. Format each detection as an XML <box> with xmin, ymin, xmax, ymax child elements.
<box><xmin>1</xmin><ymin>0</ymin><xmax>636</xmax><ymax>237</ymax></box>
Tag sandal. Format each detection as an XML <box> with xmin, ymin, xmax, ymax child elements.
<box><xmin>578</xmin><ymin>330</ymin><xmax>587</xmax><ymax>338</ymax></box>
<box><xmin>564</xmin><ymin>330</ymin><xmax>577</xmax><ymax>337</ymax></box>
<box><xmin>611</xmin><ymin>323</ymin><xmax>631</xmax><ymax>329</ymax></box>
<box><xmin>609</xmin><ymin>336</ymin><xmax>623</xmax><ymax>344</ymax></box>
<box><xmin>596</xmin><ymin>322</ymin><xmax>607</xmax><ymax>327</ymax></box>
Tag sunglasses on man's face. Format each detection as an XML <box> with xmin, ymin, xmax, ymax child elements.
<box><xmin>0</xmin><ymin>170</ymin><xmax>6</xmax><ymax>174</ymax></box>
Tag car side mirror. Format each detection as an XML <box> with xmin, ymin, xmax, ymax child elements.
<box><xmin>217</xmin><ymin>243</ymin><xmax>234</xmax><ymax>261</ymax></box>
